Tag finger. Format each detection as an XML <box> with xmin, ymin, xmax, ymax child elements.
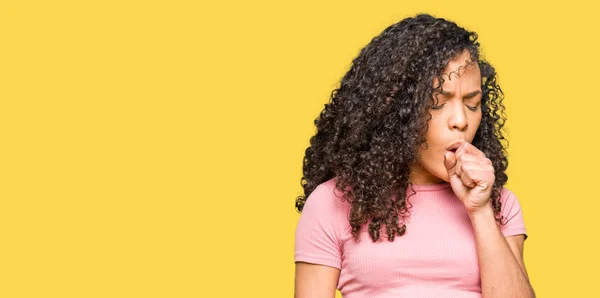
<box><xmin>460</xmin><ymin>169</ymin><xmax>476</xmax><ymax>188</ymax></box>
<box><xmin>455</xmin><ymin>142</ymin><xmax>487</xmax><ymax>159</ymax></box>
<box><xmin>444</xmin><ymin>151</ymin><xmax>457</xmax><ymax>177</ymax></box>
<box><xmin>458</xmin><ymin>161</ymin><xmax>494</xmax><ymax>178</ymax></box>
<box><xmin>465</xmin><ymin>170</ymin><xmax>495</xmax><ymax>190</ymax></box>
<box><xmin>454</xmin><ymin>154</ymin><xmax>479</xmax><ymax>177</ymax></box>
<box><xmin>455</xmin><ymin>151</ymin><xmax>485</xmax><ymax>163</ymax></box>
<box><xmin>455</xmin><ymin>154</ymin><xmax>494</xmax><ymax>173</ymax></box>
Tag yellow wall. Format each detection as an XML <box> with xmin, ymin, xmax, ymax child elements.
<box><xmin>1</xmin><ymin>0</ymin><xmax>597</xmax><ymax>297</ymax></box>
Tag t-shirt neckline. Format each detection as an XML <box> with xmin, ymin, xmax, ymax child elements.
<box><xmin>408</xmin><ymin>182</ymin><xmax>452</xmax><ymax>191</ymax></box>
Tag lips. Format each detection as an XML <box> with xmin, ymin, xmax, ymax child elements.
<box><xmin>446</xmin><ymin>141</ymin><xmax>465</xmax><ymax>152</ymax></box>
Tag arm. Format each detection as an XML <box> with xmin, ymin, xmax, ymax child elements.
<box><xmin>469</xmin><ymin>206</ymin><xmax>535</xmax><ymax>298</ymax></box>
<box><xmin>444</xmin><ymin>142</ymin><xmax>535</xmax><ymax>298</ymax></box>
<box><xmin>294</xmin><ymin>262</ymin><xmax>340</xmax><ymax>298</ymax></box>
<box><xmin>294</xmin><ymin>183</ymin><xmax>344</xmax><ymax>298</ymax></box>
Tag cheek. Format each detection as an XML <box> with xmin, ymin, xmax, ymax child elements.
<box><xmin>425</xmin><ymin>118</ymin><xmax>444</xmax><ymax>145</ymax></box>
<box><xmin>474</xmin><ymin>112</ymin><xmax>482</xmax><ymax>124</ymax></box>
<box><xmin>420</xmin><ymin>119</ymin><xmax>448</xmax><ymax>178</ymax></box>
<box><xmin>469</xmin><ymin>113</ymin><xmax>482</xmax><ymax>137</ymax></box>
<box><xmin>419</xmin><ymin>127</ymin><xmax>443</xmax><ymax>164</ymax></box>
<box><xmin>419</xmin><ymin>147</ymin><xmax>448</xmax><ymax>180</ymax></box>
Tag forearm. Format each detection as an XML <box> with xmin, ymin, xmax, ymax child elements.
<box><xmin>469</xmin><ymin>205</ymin><xmax>535</xmax><ymax>298</ymax></box>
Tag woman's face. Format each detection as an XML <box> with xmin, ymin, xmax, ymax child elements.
<box><xmin>410</xmin><ymin>50</ymin><xmax>483</xmax><ymax>184</ymax></box>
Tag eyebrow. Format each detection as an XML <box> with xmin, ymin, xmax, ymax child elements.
<box><xmin>440</xmin><ymin>90</ymin><xmax>482</xmax><ymax>99</ymax></box>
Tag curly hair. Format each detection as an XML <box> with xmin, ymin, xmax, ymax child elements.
<box><xmin>295</xmin><ymin>13</ymin><xmax>509</xmax><ymax>243</ymax></box>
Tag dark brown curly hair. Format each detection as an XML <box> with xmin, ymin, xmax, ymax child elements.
<box><xmin>295</xmin><ymin>13</ymin><xmax>508</xmax><ymax>243</ymax></box>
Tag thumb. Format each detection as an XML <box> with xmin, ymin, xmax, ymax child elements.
<box><xmin>444</xmin><ymin>151</ymin><xmax>467</xmax><ymax>200</ymax></box>
<box><xmin>444</xmin><ymin>151</ymin><xmax>457</xmax><ymax>177</ymax></box>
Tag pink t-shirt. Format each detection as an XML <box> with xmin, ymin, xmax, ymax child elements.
<box><xmin>294</xmin><ymin>177</ymin><xmax>527</xmax><ymax>298</ymax></box>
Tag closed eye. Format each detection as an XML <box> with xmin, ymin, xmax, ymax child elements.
<box><xmin>431</xmin><ymin>103</ymin><xmax>479</xmax><ymax>111</ymax></box>
<box><xmin>466</xmin><ymin>103</ymin><xmax>480</xmax><ymax>111</ymax></box>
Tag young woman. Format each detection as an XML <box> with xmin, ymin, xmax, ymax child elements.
<box><xmin>294</xmin><ymin>14</ymin><xmax>535</xmax><ymax>298</ymax></box>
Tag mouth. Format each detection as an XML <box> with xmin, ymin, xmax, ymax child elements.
<box><xmin>446</xmin><ymin>141</ymin><xmax>464</xmax><ymax>152</ymax></box>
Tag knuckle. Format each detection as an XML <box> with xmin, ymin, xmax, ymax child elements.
<box><xmin>461</xmin><ymin>163</ymin><xmax>469</xmax><ymax>172</ymax></box>
<box><xmin>456</xmin><ymin>152</ymin><xmax>464</xmax><ymax>161</ymax></box>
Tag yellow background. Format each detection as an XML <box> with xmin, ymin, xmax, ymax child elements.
<box><xmin>1</xmin><ymin>0</ymin><xmax>597</xmax><ymax>297</ymax></box>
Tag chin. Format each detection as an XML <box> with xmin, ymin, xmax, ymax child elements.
<box><xmin>437</xmin><ymin>170</ymin><xmax>450</xmax><ymax>182</ymax></box>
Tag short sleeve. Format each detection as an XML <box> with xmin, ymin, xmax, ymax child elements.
<box><xmin>294</xmin><ymin>182</ymin><xmax>345</xmax><ymax>269</ymax></box>
<box><xmin>499</xmin><ymin>188</ymin><xmax>528</xmax><ymax>240</ymax></box>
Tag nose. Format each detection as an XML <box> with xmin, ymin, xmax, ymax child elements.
<box><xmin>448</xmin><ymin>103</ymin><xmax>468</xmax><ymax>131</ymax></box>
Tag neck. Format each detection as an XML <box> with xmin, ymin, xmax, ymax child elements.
<box><xmin>409</xmin><ymin>162</ymin><xmax>445</xmax><ymax>185</ymax></box>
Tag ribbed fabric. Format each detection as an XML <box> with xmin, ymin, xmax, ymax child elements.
<box><xmin>295</xmin><ymin>177</ymin><xmax>527</xmax><ymax>298</ymax></box>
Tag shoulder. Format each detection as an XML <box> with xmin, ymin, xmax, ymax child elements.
<box><xmin>303</xmin><ymin>177</ymin><xmax>350</xmax><ymax>214</ymax></box>
<box><xmin>497</xmin><ymin>187</ymin><xmax>528</xmax><ymax>237</ymax></box>
<box><xmin>498</xmin><ymin>187</ymin><xmax>522</xmax><ymax>211</ymax></box>
<box><xmin>499</xmin><ymin>187</ymin><xmax>516</xmax><ymax>199</ymax></box>
<box><xmin>295</xmin><ymin>177</ymin><xmax>350</xmax><ymax>261</ymax></box>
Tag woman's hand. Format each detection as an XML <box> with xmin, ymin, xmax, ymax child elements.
<box><xmin>443</xmin><ymin>141</ymin><xmax>495</xmax><ymax>215</ymax></box>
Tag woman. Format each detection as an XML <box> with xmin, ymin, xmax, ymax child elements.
<box><xmin>294</xmin><ymin>13</ymin><xmax>535</xmax><ymax>298</ymax></box>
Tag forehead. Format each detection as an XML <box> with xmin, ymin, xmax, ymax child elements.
<box><xmin>433</xmin><ymin>51</ymin><xmax>481</xmax><ymax>89</ymax></box>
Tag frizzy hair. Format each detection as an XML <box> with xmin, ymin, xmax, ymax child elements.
<box><xmin>295</xmin><ymin>13</ymin><xmax>508</xmax><ymax>243</ymax></box>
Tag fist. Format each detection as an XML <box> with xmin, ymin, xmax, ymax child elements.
<box><xmin>443</xmin><ymin>141</ymin><xmax>495</xmax><ymax>214</ymax></box>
